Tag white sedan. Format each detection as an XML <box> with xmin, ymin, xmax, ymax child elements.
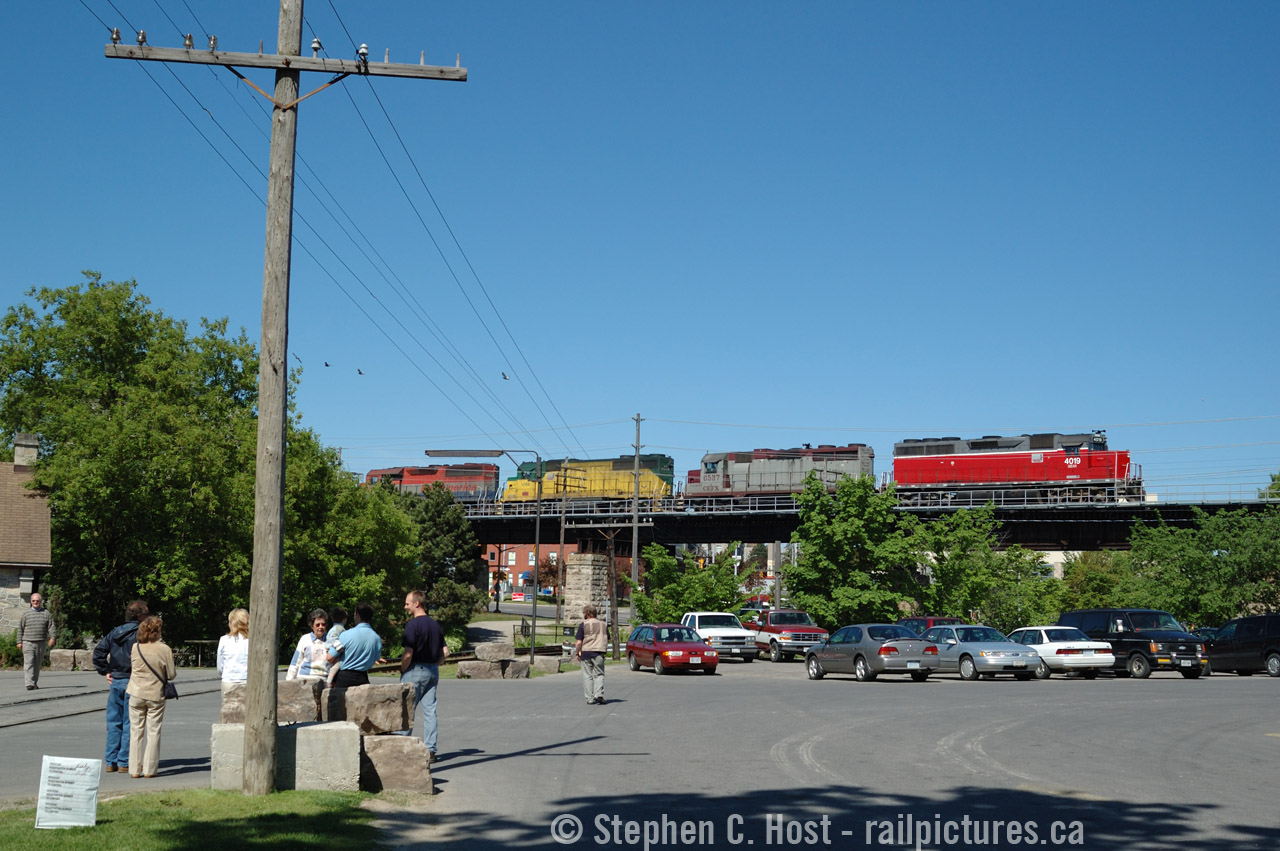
<box><xmin>1007</xmin><ymin>626</ymin><xmax>1115</xmax><ymax>679</ymax></box>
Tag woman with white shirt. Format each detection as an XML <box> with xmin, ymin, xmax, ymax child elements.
<box><xmin>216</xmin><ymin>608</ymin><xmax>249</xmax><ymax>695</ymax></box>
<box><xmin>285</xmin><ymin>609</ymin><xmax>330</xmax><ymax>681</ymax></box>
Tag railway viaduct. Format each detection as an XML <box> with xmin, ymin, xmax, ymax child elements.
<box><xmin>463</xmin><ymin>497</ymin><xmax>1274</xmax><ymax>555</ymax></box>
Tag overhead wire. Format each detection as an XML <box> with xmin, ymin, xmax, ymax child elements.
<box><xmin>105</xmin><ymin>0</ymin><xmax>561</xmax><ymax>458</ymax></box>
<box><xmin>83</xmin><ymin>1</ymin><xmax>524</xmax><ymax>449</ymax></box>
<box><xmin>317</xmin><ymin>2</ymin><xmax>589</xmax><ymax>459</ymax></box>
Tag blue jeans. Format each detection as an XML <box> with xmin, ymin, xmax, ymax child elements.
<box><xmin>400</xmin><ymin>663</ymin><xmax>439</xmax><ymax>754</ymax></box>
<box><xmin>104</xmin><ymin>677</ymin><xmax>131</xmax><ymax>766</ymax></box>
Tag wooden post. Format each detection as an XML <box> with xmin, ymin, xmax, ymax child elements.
<box><xmin>105</xmin><ymin>2</ymin><xmax>467</xmax><ymax>794</ymax></box>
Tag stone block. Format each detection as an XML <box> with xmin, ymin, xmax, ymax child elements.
<box><xmin>502</xmin><ymin>659</ymin><xmax>530</xmax><ymax>679</ymax></box>
<box><xmin>474</xmin><ymin>641</ymin><xmax>515</xmax><ymax>661</ymax></box>
<box><xmin>210</xmin><ymin>723</ymin><xmax>298</xmax><ymax>791</ymax></box>
<box><xmin>48</xmin><ymin>649</ymin><xmax>75</xmax><ymax>671</ymax></box>
<box><xmin>361</xmin><ymin>735</ymin><xmax>433</xmax><ymax>794</ymax></box>
<box><xmin>532</xmin><ymin>656</ymin><xmax>565</xmax><ymax>674</ymax></box>
<box><xmin>219</xmin><ymin>682</ymin><xmax>245</xmax><ymax>723</ymax></box>
<box><xmin>295</xmin><ymin>722</ymin><xmax>360</xmax><ymax>791</ymax></box>
<box><xmin>456</xmin><ymin>660</ymin><xmax>503</xmax><ymax>679</ymax></box>
<box><xmin>73</xmin><ymin>649</ymin><xmax>94</xmax><ymax>671</ymax></box>
<box><xmin>278</xmin><ymin>678</ymin><xmax>324</xmax><ymax>723</ymax></box>
<box><xmin>321</xmin><ymin>683</ymin><xmax>413</xmax><ymax>734</ymax></box>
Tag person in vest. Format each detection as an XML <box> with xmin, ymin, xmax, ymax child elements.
<box><xmin>574</xmin><ymin>605</ymin><xmax>607</xmax><ymax>705</ymax></box>
<box><xmin>17</xmin><ymin>592</ymin><xmax>55</xmax><ymax>690</ymax></box>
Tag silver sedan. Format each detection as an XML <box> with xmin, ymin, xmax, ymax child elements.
<box><xmin>921</xmin><ymin>625</ymin><xmax>1040</xmax><ymax>681</ymax></box>
<box><xmin>805</xmin><ymin>624</ymin><xmax>939</xmax><ymax>682</ymax></box>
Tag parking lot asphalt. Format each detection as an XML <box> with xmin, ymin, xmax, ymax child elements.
<box><xmin>4</xmin><ymin>655</ymin><xmax>1278</xmax><ymax>850</ymax></box>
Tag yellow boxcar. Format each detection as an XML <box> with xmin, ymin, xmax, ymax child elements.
<box><xmin>500</xmin><ymin>455</ymin><xmax>674</xmax><ymax>502</ymax></box>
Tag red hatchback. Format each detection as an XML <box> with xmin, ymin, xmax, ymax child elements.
<box><xmin>626</xmin><ymin>623</ymin><xmax>719</xmax><ymax>675</ymax></box>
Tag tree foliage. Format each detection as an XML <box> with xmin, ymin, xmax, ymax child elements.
<box><xmin>788</xmin><ymin>475</ymin><xmax>1064</xmax><ymax>633</ymax></box>
<box><xmin>634</xmin><ymin>543</ymin><xmax>743</xmax><ymax>624</ymax></box>
<box><xmin>0</xmin><ymin>274</ymin><xmax>422</xmax><ymax>652</ymax></box>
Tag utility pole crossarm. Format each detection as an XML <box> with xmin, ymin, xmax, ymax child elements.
<box><xmin>105</xmin><ymin>44</ymin><xmax>467</xmax><ymax>81</ymax></box>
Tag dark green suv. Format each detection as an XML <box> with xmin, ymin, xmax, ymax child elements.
<box><xmin>1057</xmin><ymin>608</ymin><xmax>1205</xmax><ymax>679</ymax></box>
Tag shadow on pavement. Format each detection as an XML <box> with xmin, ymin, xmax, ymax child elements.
<box><xmin>364</xmin><ymin>785</ymin><xmax>1280</xmax><ymax>850</ymax></box>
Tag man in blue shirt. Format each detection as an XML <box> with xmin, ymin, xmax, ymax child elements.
<box><xmin>327</xmin><ymin>603</ymin><xmax>383</xmax><ymax>688</ymax></box>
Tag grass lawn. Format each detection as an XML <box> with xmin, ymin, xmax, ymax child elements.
<box><xmin>0</xmin><ymin>789</ymin><xmax>382</xmax><ymax>850</ymax></box>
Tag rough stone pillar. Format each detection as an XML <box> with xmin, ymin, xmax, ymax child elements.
<box><xmin>564</xmin><ymin>553</ymin><xmax>611</xmax><ymax>626</ymax></box>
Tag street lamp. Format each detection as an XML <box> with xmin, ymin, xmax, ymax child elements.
<box><xmin>426</xmin><ymin>448</ymin><xmax>543</xmax><ymax>659</ymax></box>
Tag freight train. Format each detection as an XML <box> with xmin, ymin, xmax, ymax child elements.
<box><xmin>891</xmin><ymin>431</ymin><xmax>1143</xmax><ymax>506</ymax></box>
<box><xmin>364</xmin><ymin>463</ymin><xmax>501</xmax><ymax>501</ymax></box>
<box><xmin>499</xmin><ymin>455</ymin><xmax>675</xmax><ymax>502</ymax></box>
<box><xmin>685</xmin><ymin>444</ymin><xmax>874</xmax><ymax>503</ymax></box>
<box><xmin>367</xmin><ymin>430</ymin><xmax>1143</xmax><ymax>508</ymax></box>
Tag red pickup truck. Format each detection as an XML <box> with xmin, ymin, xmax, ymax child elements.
<box><xmin>744</xmin><ymin>609</ymin><xmax>829</xmax><ymax>662</ymax></box>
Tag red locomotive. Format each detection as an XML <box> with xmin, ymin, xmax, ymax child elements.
<box><xmin>364</xmin><ymin>463</ymin><xmax>500</xmax><ymax>501</ymax></box>
<box><xmin>891</xmin><ymin>431</ymin><xmax>1143</xmax><ymax>506</ymax></box>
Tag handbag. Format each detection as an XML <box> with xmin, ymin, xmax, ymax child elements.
<box><xmin>138</xmin><ymin>647</ymin><xmax>179</xmax><ymax>700</ymax></box>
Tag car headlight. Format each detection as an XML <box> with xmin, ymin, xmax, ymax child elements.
<box><xmin>706</xmin><ymin>650</ymin><xmax>718</xmax><ymax>657</ymax></box>
<box><xmin>979</xmin><ymin>651</ymin><xmax>1004</xmax><ymax>658</ymax></box>
<box><xmin>664</xmin><ymin>650</ymin><xmax>684</xmax><ymax>657</ymax></box>
<box><xmin>779</xmin><ymin>631</ymin><xmax>793</xmax><ymax>640</ymax></box>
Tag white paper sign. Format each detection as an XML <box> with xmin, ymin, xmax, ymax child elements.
<box><xmin>35</xmin><ymin>756</ymin><xmax>101</xmax><ymax>829</ymax></box>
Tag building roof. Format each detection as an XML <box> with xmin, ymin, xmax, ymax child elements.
<box><xmin>0</xmin><ymin>465</ymin><xmax>51</xmax><ymax>568</ymax></box>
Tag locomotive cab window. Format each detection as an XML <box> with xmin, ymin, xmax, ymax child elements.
<box><xmin>704</xmin><ymin>461</ymin><xmax>719</xmax><ymax>474</ymax></box>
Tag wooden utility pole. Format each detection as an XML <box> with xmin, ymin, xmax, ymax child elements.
<box><xmin>106</xmin><ymin>2</ymin><xmax>466</xmax><ymax>795</ymax></box>
<box><xmin>630</xmin><ymin>413</ymin><xmax>642</xmax><ymax>625</ymax></box>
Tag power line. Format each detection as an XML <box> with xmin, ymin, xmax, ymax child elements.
<box><xmin>316</xmin><ymin>3</ymin><xmax>589</xmax><ymax>458</ymax></box>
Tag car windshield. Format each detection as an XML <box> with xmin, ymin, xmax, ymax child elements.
<box><xmin>698</xmin><ymin>615</ymin><xmax>742</xmax><ymax>628</ymax></box>
<box><xmin>1044</xmin><ymin>628</ymin><xmax>1090</xmax><ymax>642</ymax></box>
<box><xmin>1128</xmin><ymin>611</ymin><xmax>1182</xmax><ymax>632</ymax></box>
<box><xmin>867</xmin><ymin>625</ymin><xmax>917</xmax><ymax>641</ymax></box>
<box><xmin>656</xmin><ymin>627</ymin><xmax>700</xmax><ymax>643</ymax></box>
<box><xmin>956</xmin><ymin>627</ymin><xmax>1008</xmax><ymax>643</ymax></box>
<box><xmin>773</xmin><ymin>612</ymin><xmax>816</xmax><ymax>626</ymax></box>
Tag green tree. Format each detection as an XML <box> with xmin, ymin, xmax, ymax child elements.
<box><xmin>786</xmin><ymin>475</ymin><xmax>905</xmax><ymax>629</ymax></box>
<box><xmin>1060</xmin><ymin>551</ymin><xmax>1137</xmax><ymax>611</ymax></box>
<box><xmin>1127</xmin><ymin>507</ymin><xmax>1280</xmax><ymax>625</ymax></box>
<box><xmin>1260</xmin><ymin>472</ymin><xmax>1280</xmax><ymax>500</ymax></box>
<box><xmin>634</xmin><ymin>544</ymin><xmax>743</xmax><ymax>624</ymax></box>
<box><xmin>392</xmin><ymin>481</ymin><xmax>485</xmax><ymax>589</ymax></box>
<box><xmin>0</xmin><ymin>274</ymin><xmax>421</xmax><ymax>651</ymax></box>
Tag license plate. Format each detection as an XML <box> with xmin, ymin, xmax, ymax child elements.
<box><xmin>907</xmin><ymin>661</ymin><xmax>920</xmax><ymax>669</ymax></box>
<box><xmin>1012</xmin><ymin>660</ymin><xmax>1026</xmax><ymax>668</ymax></box>
<box><xmin>690</xmin><ymin>657</ymin><xmax>701</xmax><ymax>664</ymax></box>
<box><xmin>1179</xmin><ymin>660</ymin><xmax>1192</xmax><ymax>667</ymax></box>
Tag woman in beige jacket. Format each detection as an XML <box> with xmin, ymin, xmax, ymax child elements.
<box><xmin>126</xmin><ymin>616</ymin><xmax>176</xmax><ymax>778</ymax></box>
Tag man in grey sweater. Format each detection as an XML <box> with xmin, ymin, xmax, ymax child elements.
<box><xmin>17</xmin><ymin>592</ymin><xmax>55</xmax><ymax>690</ymax></box>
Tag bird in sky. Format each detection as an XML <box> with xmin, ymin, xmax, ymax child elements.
<box><xmin>324</xmin><ymin>362</ymin><xmax>331</xmax><ymax>367</ymax></box>
<box><xmin>357</xmin><ymin>368</ymin><xmax>365</xmax><ymax>375</ymax></box>
<box><xmin>501</xmin><ymin>372</ymin><xmax>510</xmax><ymax>380</ymax></box>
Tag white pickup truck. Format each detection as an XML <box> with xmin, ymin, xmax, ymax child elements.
<box><xmin>680</xmin><ymin>612</ymin><xmax>757</xmax><ymax>662</ymax></box>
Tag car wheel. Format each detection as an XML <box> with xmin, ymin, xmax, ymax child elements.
<box><xmin>1014</xmin><ymin>672</ymin><xmax>1033</xmax><ymax>681</ymax></box>
<box><xmin>1201</xmin><ymin>659</ymin><xmax>1213</xmax><ymax>677</ymax></box>
<box><xmin>769</xmin><ymin>642</ymin><xmax>783</xmax><ymax>663</ymax></box>
<box><xmin>1127</xmin><ymin>654</ymin><xmax>1151</xmax><ymax>679</ymax></box>
<box><xmin>704</xmin><ymin>666</ymin><xmax>717</xmax><ymax>675</ymax></box>
<box><xmin>1082</xmin><ymin>668</ymin><xmax>1099</xmax><ymax>680</ymax></box>
<box><xmin>806</xmin><ymin>655</ymin><xmax>825</xmax><ymax>680</ymax></box>
<box><xmin>958</xmin><ymin>656</ymin><xmax>979</xmax><ymax>681</ymax></box>
<box><xmin>854</xmin><ymin>656</ymin><xmax>877</xmax><ymax>682</ymax></box>
<box><xmin>910</xmin><ymin>671</ymin><xmax>928</xmax><ymax>683</ymax></box>
<box><xmin>1267</xmin><ymin>653</ymin><xmax>1280</xmax><ymax>678</ymax></box>
<box><xmin>1180</xmin><ymin>668</ymin><xmax>1201</xmax><ymax>679</ymax></box>
<box><xmin>1034</xmin><ymin>661</ymin><xmax>1051</xmax><ymax>680</ymax></box>
<box><xmin>653</xmin><ymin>656</ymin><xmax>665</xmax><ymax>676</ymax></box>
<box><xmin>1236</xmin><ymin>670</ymin><xmax>1254</xmax><ymax>677</ymax></box>
<box><xmin>627</xmin><ymin>653</ymin><xmax>640</xmax><ymax>672</ymax></box>
<box><xmin>742</xmin><ymin>653</ymin><xmax>754</xmax><ymax>663</ymax></box>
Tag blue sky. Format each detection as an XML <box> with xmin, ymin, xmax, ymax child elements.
<box><xmin>4</xmin><ymin>2</ymin><xmax>1277</xmax><ymax>500</ymax></box>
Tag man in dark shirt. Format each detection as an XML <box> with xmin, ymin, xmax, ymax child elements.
<box><xmin>400</xmin><ymin>589</ymin><xmax>449</xmax><ymax>762</ymax></box>
<box><xmin>92</xmin><ymin>600</ymin><xmax>148</xmax><ymax>772</ymax></box>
